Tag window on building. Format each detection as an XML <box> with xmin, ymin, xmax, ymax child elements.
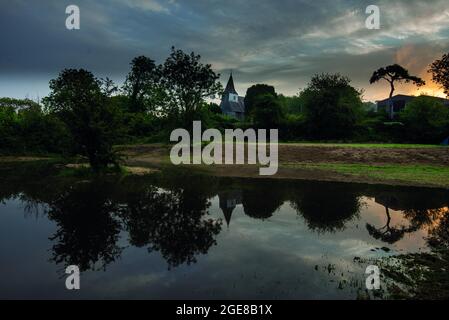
<box><xmin>229</xmin><ymin>94</ymin><xmax>239</xmax><ymax>102</ymax></box>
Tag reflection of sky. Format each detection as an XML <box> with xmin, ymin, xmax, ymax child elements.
<box><xmin>1</xmin><ymin>1</ymin><xmax>449</xmax><ymax>101</ymax></box>
<box><xmin>0</xmin><ymin>192</ymin><xmax>440</xmax><ymax>299</ymax></box>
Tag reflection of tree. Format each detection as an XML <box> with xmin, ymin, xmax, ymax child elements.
<box><xmin>241</xmin><ymin>186</ymin><xmax>284</xmax><ymax>220</ymax></box>
<box><xmin>291</xmin><ymin>184</ymin><xmax>361</xmax><ymax>233</ymax></box>
<box><xmin>47</xmin><ymin>181</ymin><xmax>123</xmax><ymax>272</ymax></box>
<box><xmin>366</xmin><ymin>206</ymin><xmax>420</xmax><ymax>244</ymax></box>
<box><xmin>119</xmin><ymin>185</ymin><xmax>222</xmax><ymax>269</ymax></box>
<box><xmin>376</xmin><ymin>207</ymin><xmax>449</xmax><ymax>299</ymax></box>
<box><xmin>427</xmin><ymin>208</ymin><xmax>449</xmax><ymax>249</ymax></box>
<box><xmin>3</xmin><ymin>162</ymin><xmax>449</xmax><ymax>275</ymax></box>
<box><xmin>44</xmin><ymin>176</ymin><xmax>223</xmax><ymax>271</ymax></box>
<box><xmin>367</xmin><ymin>198</ymin><xmax>443</xmax><ymax>244</ymax></box>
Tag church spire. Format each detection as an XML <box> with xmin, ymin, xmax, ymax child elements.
<box><xmin>224</xmin><ymin>72</ymin><xmax>238</xmax><ymax>95</ymax></box>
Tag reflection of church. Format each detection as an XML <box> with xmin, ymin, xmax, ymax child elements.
<box><xmin>218</xmin><ymin>190</ymin><xmax>243</xmax><ymax>227</ymax></box>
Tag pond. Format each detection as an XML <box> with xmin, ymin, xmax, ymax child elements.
<box><xmin>0</xmin><ymin>162</ymin><xmax>448</xmax><ymax>299</ymax></box>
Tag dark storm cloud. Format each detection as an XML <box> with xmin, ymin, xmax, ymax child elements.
<box><xmin>1</xmin><ymin>0</ymin><xmax>449</xmax><ymax>99</ymax></box>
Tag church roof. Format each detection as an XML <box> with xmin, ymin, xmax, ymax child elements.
<box><xmin>220</xmin><ymin>96</ymin><xmax>245</xmax><ymax>113</ymax></box>
<box><xmin>224</xmin><ymin>73</ymin><xmax>238</xmax><ymax>95</ymax></box>
<box><xmin>221</xmin><ymin>73</ymin><xmax>245</xmax><ymax>114</ymax></box>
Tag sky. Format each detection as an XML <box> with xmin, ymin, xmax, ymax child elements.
<box><xmin>1</xmin><ymin>0</ymin><xmax>449</xmax><ymax>102</ymax></box>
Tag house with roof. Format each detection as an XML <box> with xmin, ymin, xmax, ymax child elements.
<box><xmin>376</xmin><ymin>94</ymin><xmax>449</xmax><ymax>119</ymax></box>
<box><xmin>220</xmin><ymin>73</ymin><xmax>246</xmax><ymax>120</ymax></box>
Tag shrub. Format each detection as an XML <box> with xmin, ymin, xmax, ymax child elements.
<box><xmin>400</xmin><ymin>96</ymin><xmax>449</xmax><ymax>143</ymax></box>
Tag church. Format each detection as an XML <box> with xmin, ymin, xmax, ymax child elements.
<box><xmin>220</xmin><ymin>73</ymin><xmax>246</xmax><ymax>120</ymax></box>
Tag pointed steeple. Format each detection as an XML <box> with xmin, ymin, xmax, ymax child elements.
<box><xmin>224</xmin><ymin>72</ymin><xmax>238</xmax><ymax>95</ymax></box>
<box><xmin>222</xmin><ymin>207</ymin><xmax>234</xmax><ymax>228</ymax></box>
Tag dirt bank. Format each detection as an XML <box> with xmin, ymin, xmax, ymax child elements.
<box><xmin>121</xmin><ymin>143</ymin><xmax>449</xmax><ymax>166</ymax></box>
<box><xmin>119</xmin><ymin>144</ymin><xmax>449</xmax><ymax>188</ymax></box>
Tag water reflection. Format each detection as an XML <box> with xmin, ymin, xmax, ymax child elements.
<box><xmin>118</xmin><ymin>183</ymin><xmax>222</xmax><ymax>269</ymax></box>
<box><xmin>0</xmin><ymin>162</ymin><xmax>448</xmax><ymax>277</ymax></box>
<box><xmin>47</xmin><ymin>181</ymin><xmax>123</xmax><ymax>272</ymax></box>
<box><xmin>290</xmin><ymin>183</ymin><xmax>362</xmax><ymax>233</ymax></box>
<box><xmin>367</xmin><ymin>193</ymin><xmax>448</xmax><ymax>244</ymax></box>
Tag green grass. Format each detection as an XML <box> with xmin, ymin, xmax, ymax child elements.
<box><xmin>288</xmin><ymin>163</ymin><xmax>449</xmax><ymax>187</ymax></box>
<box><xmin>117</xmin><ymin>141</ymin><xmax>445</xmax><ymax>149</ymax></box>
<box><xmin>282</xmin><ymin>142</ymin><xmax>444</xmax><ymax>148</ymax></box>
<box><xmin>58</xmin><ymin>165</ymin><xmax>129</xmax><ymax>178</ymax></box>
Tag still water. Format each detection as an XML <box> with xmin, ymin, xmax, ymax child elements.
<box><xmin>0</xmin><ymin>163</ymin><xmax>448</xmax><ymax>299</ymax></box>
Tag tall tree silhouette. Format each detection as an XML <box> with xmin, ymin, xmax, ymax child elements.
<box><xmin>429</xmin><ymin>53</ymin><xmax>449</xmax><ymax>97</ymax></box>
<box><xmin>43</xmin><ymin>69</ymin><xmax>123</xmax><ymax>172</ymax></box>
<box><xmin>244</xmin><ymin>84</ymin><xmax>276</xmax><ymax>117</ymax></box>
<box><xmin>123</xmin><ymin>56</ymin><xmax>159</xmax><ymax>113</ymax></box>
<box><xmin>160</xmin><ymin>47</ymin><xmax>222</xmax><ymax>124</ymax></box>
<box><xmin>370</xmin><ymin>64</ymin><xmax>425</xmax><ymax>118</ymax></box>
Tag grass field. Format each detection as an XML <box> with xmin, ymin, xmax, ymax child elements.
<box><xmin>287</xmin><ymin>163</ymin><xmax>449</xmax><ymax>188</ymax></box>
<box><xmin>283</xmin><ymin>142</ymin><xmax>444</xmax><ymax>149</ymax></box>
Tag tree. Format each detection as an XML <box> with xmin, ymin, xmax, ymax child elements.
<box><xmin>208</xmin><ymin>102</ymin><xmax>222</xmax><ymax>114</ymax></box>
<box><xmin>123</xmin><ymin>56</ymin><xmax>159</xmax><ymax>113</ymax></box>
<box><xmin>252</xmin><ymin>93</ymin><xmax>284</xmax><ymax>128</ymax></box>
<box><xmin>0</xmin><ymin>98</ymin><xmax>71</xmax><ymax>154</ymax></box>
<box><xmin>429</xmin><ymin>53</ymin><xmax>449</xmax><ymax>97</ymax></box>
<box><xmin>300</xmin><ymin>73</ymin><xmax>363</xmax><ymax>139</ymax></box>
<box><xmin>0</xmin><ymin>97</ymin><xmax>41</xmax><ymax>111</ymax></box>
<box><xmin>370</xmin><ymin>64</ymin><xmax>425</xmax><ymax>118</ymax></box>
<box><xmin>160</xmin><ymin>47</ymin><xmax>222</xmax><ymax>124</ymax></box>
<box><xmin>44</xmin><ymin>69</ymin><xmax>123</xmax><ymax>172</ymax></box>
<box><xmin>0</xmin><ymin>103</ymin><xmax>20</xmax><ymax>151</ymax></box>
<box><xmin>400</xmin><ymin>96</ymin><xmax>449</xmax><ymax>143</ymax></box>
<box><xmin>244</xmin><ymin>84</ymin><xmax>277</xmax><ymax>117</ymax></box>
<box><xmin>278</xmin><ymin>94</ymin><xmax>302</xmax><ymax>115</ymax></box>
<box><xmin>18</xmin><ymin>106</ymin><xmax>72</xmax><ymax>154</ymax></box>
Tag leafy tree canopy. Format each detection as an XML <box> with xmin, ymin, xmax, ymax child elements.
<box><xmin>429</xmin><ymin>53</ymin><xmax>449</xmax><ymax>97</ymax></box>
<box><xmin>400</xmin><ymin>96</ymin><xmax>449</xmax><ymax>143</ymax></box>
<box><xmin>252</xmin><ymin>93</ymin><xmax>285</xmax><ymax>129</ymax></box>
<box><xmin>160</xmin><ymin>47</ymin><xmax>222</xmax><ymax>123</ymax></box>
<box><xmin>244</xmin><ymin>84</ymin><xmax>277</xmax><ymax>117</ymax></box>
<box><xmin>123</xmin><ymin>56</ymin><xmax>159</xmax><ymax>113</ymax></box>
<box><xmin>300</xmin><ymin>73</ymin><xmax>363</xmax><ymax>140</ymax></box>
<box><xmin>370</xmin><ymin>64</ymin><xmax>425</xmax><ymax>118</ymax></box>
<box><xmin>43</xmin><ymin>69</ymin><xmax>123</xmax><ymax>172</ymax></box>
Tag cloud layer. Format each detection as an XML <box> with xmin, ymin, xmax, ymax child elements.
<box><xmin>1</xmin><ymin>0</ymin><xmax>449</xmax><ymax>100</ymax></box>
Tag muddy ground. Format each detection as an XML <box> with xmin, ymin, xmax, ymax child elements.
<box><xmin>119</xmin><ymin>144</ymin><xmax>449</xmax><ymax>188</ymax></box>
<box><xmin>2</xmin><ymin>144</ymin><xmax>447</xmax><ymax>187</ymax></box>
<box><xmin>121</xmin><ymin>144</ymin><xmax>449</xmax><ymax>166</ymax></box>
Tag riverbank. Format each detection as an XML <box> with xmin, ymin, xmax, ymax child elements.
<box><xmin>2</xmin><ymin>143</ymin><xmax>448</xmax><ymax>188</ymax></box>
<box><xmin>0</xmin><ymin>153</ymin><xmax>448</xmax><ymax>299</ymax></box>
<box><xmin>120</xmin><ymin>143</ymin><xmax>449</xmax><ymax>189</ymax></box>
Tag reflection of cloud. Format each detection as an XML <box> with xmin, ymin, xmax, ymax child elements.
<box><xmin>98</xmin><ymin>273</ymin><xmax>166</xmax><ymax>295</ymax></box>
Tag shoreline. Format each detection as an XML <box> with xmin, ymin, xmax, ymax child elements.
<box><xmin>122</xmin><ymin>143</ymin><xmax>449</xmax><ymax>189</ymax></box>
<box><xmin>2</xmin><ymin>142</ymin><xmax>449</xmax><ymax>189</ymax></box>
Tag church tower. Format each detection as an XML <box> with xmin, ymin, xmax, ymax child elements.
<box><xmin>220</xmin><ymin>72</ymin><xmax>246</xmax><ymax>120</ymax></box>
